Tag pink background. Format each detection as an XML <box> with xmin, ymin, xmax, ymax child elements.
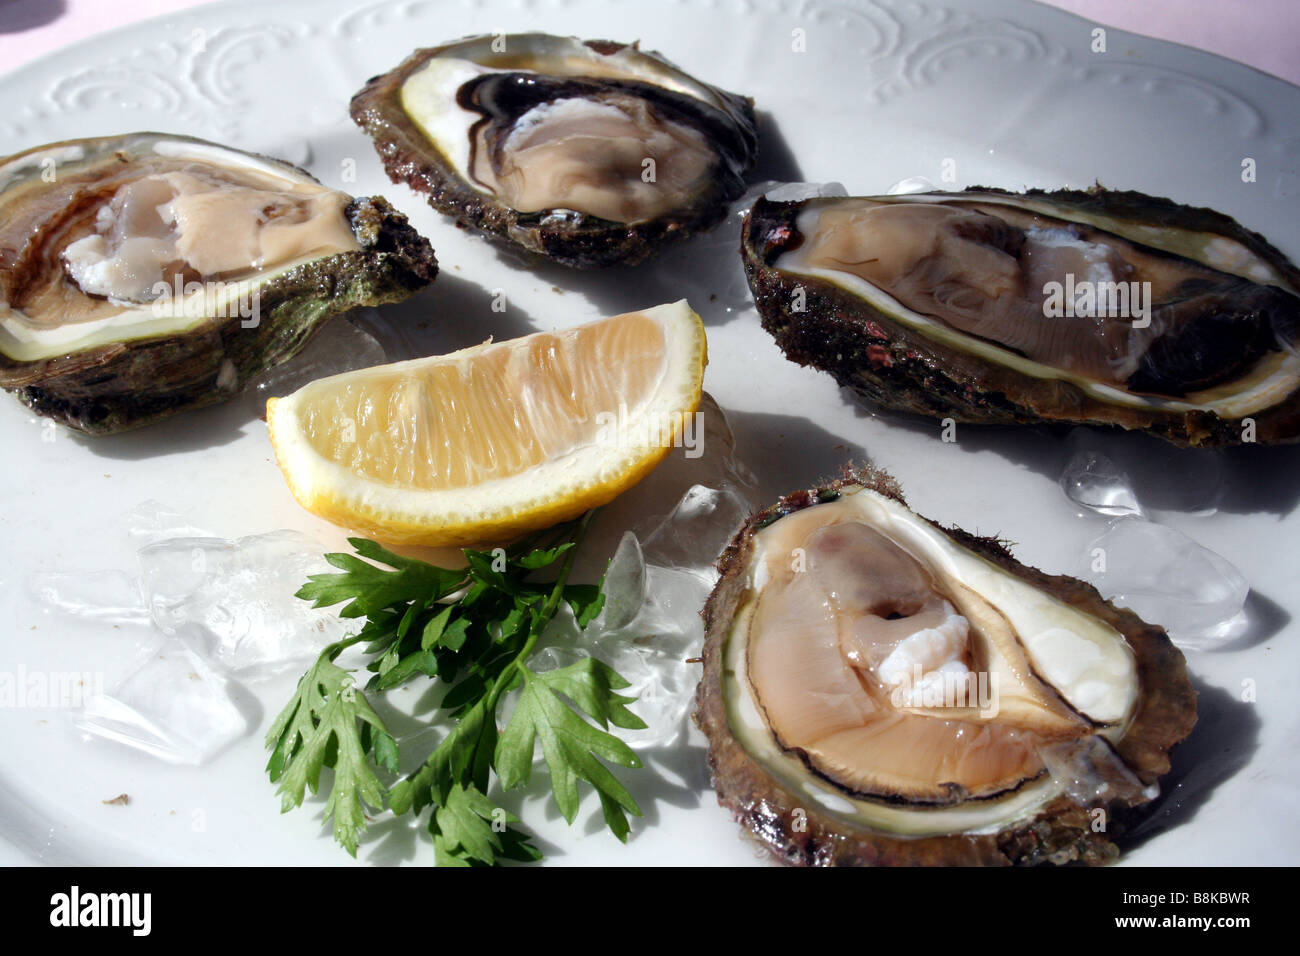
<box><xmin>1</xmin><ymin>0</ymin><xmax>1298</xmax><ymax>86</ymax></box>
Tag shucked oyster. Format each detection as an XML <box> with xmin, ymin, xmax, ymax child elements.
<box><xmin>743</xmin><ymin>188</ymin><xmax>1300</xmax><ymax>446</ymax></box>
<box><xmin>0</xmin><ymin>133</ymin><xmax>437</xmax><ymax>434</ymax></box>
<box><xmin>351</xmin><ymin>33</ymin><xmax>758</xmax><ymax>268</ymax></box>
<box><xmin>695</xmin><ymin>467</ymin><xmax>1196</xmax><ymax>866</ymax></box>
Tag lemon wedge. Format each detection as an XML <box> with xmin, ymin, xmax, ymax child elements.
<box><xmin>266</xmin><ymin>300</ymin><xmax>707</xmax><ymax>545</ymax></box>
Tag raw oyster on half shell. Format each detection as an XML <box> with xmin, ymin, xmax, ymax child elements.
<box><xmin>0</xmin><ymin>133</ymin><xmax>438</xmax><ymax>434</ymax></box>
<box><xmin>742</xmin><ymin>188</ymin><xmax>1300</xmax><ymax>446</ymax></box>
<box><xmin>351</xmin><ymin>33</ymin><xmax>758</xmax><ymax>268</ymax></box>
<box><xmin>695</xmin><ymin>467</ymin><xmax>1197</xmax><ymax>865</ymax></box>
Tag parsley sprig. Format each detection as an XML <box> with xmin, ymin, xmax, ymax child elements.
<box><xmin>264</xmin><ymin>512</ymin><xmax>646</xmax><ymax>865</ymax></box>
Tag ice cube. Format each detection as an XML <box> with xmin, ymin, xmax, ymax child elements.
<box><xmin>573</xmin><ymin>397</ymin><xmax>757</xmax><ymax>745</ymax></box>
<box><xmin>519</xmin><ymin>607</ymin><xmax>695</xmax><ymax>748</ymax></box>
<box><xmin>532</xmin><ymin>397</ymin><xmax>756</xmax><ymax>747</ymax></box>
<box><xmin>641</xmin><ymin>483</ymin><xmax>751</xmax><ymax>570</ymax></box>
<box><xmin>580</xmin><ymin>564</ymin><xmax>711</xmax><ymax>747</ymax></box>
<box><xmin>1123</xmin><ymin>443</ymin><xmax>1225</xmax><ymax>516</ymax></box>
<box><xmin>27</xmin><ymin>569</ymin><xmax>150</xmax><ymax>625</ymax></box>
<box><xmin>1062</xmin><ymin>429</ymin><xmax>1223</xmax><ymax>516</ymax></box>
<box><xmin>533</xmin><ymin>555</ymin><xmax>706</xmax><ymax>748</ymax></box>
<box><xmin>595</xmin><ymin>532</ymin><xmax>647</xmax><ymax>632</ymax></box>
<box><xmin>566</xmin><ymin>635</ymin><xmax>695</xmax><ymax>750</ymax></box>
<box><xmin>1060</xmin><ymin>448</ymin><xmax>1143</xmax><ymax>517</ymax></box>
<box><xmin>76</xmin><ymin>638</ymin><xmax>249</xmax><ymax>764</ymax></box>
<box><xmin>138</xmin><ymin>530</ymin><xmax>347</xmax><ymax>676</ymax></box>
<box><xmin>625</xmin><ymin>565</ymin><xmax>713</xmax><ymax>660</ymax></box>
<box><xmin>125</xmin><ymin>499</ymin><xmax>214</xmax><ymax>543</ymax></box>
<box><xmin>606</xmin><ymin>645</ymin><xmax>696</xmax><ymax>749</ymax></box>
<box><xmin>1083</xmin><ymin>517</ymin><xmax>1249</xmax><ymax>649</ymax></box>
<box><xmin>623</xmin><ymin>393</ymin><xmax>758</xmax><ymax>549</ymax></box>
<box><xmin>714</xmin><ymin>181</ymin><xmax>780</xmax><ymax>241</ymax></box>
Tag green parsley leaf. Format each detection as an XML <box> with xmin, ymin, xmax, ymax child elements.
<box><xmin>296</xmin><ymin>537</ymin><xmax>464</xmax><ymax>619</ymax></box>
<box><xmin>563</xmin><ymin>584</ymin><xmax>605</xmax><ymax>628</ymax></box>
<box><xmin>429</xmin><ymin>783</ymin><xmax>533</xmax><ymax>867</ymax></box>
<box><xmin>268</xmin><ymin>509</ymin><xmax>645</xmax><ymax>864</ymax></box>
<box><xmin>496</xmin><ymin>663</ymin><xmax>644</xmax><ymax>841</ymax></box>
<box><xmin>264</xmin><ymin>641</ymin><xmax>397</xmax><ymax>856</ymax></box>
<box><xmin>515</xmin><ymin>541</ymin><xmax>575</xmax><ymax>569</ymax></box>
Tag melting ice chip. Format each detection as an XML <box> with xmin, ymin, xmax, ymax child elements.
<box><xmin>574</xmin><ymin>546</ymin><xmax>732</xmax><ymax>748</ymax></box>
<box><xmin>1083</xmin><ymin>516</ymin><xmax>1249</xmax><ymax>649</ymax></box>
<box><xmin>1059</xmin><ymin>429</ymin><xmax>1224</xmax><ymax>517</ymax></box>
<box><xmin>1059</xmin><ymin>448</ymin><xmax>1143</xmax><ymax>517</ymax></box>
<box><xmin>138</xmin><ymin>530</ymin><xmax>348</xmax><ymax>675</ymax></box>
<box><xmin>596</xmin><ymin>532</ymin><xmax>647</xmax><ymax>632</ymax></box>
<box><xmin>26</xmin><ymin>569</ymin><xmax>150</xmax><ymax>625</ymax></box>
<box><xmin>625</xmin><ymin>393</ymin><xmax>758</xmax><ymax>555</ymax></box>
<box><xmin>125</xmin><ymin>500</ymin><xmax>214</xmax><ymax>544</ymax></box>
<box><xmin>641</xmin><ymin>483</ymin><xmax>751</xmax><ymax>570</ymax></box>
<box><xmin>34</xmin><ymin>524</ymin><xmax>347</xmax><ymax>763</ymax></box>
<box><xmin>77</xmin><ymin>639</ymin><xmax>248</xmax><ymax>765</ymax></box>
<box><xmin>534</xmin><ymin>398</ymin><xmax>760</xmax><ymax>749</ymax></box>
<box><xmin>536</xmin><ymin>542</ymin><xmax>711</xmax><ymax>748</ymax></box>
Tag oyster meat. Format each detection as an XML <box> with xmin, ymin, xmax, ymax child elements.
<box><xmin>352</xmin><ymin>33</ymin><xmax>758</xmax><ymax>268</ymax></box>
<box><xmin>695</xmin><ymin>467</ymin><xmax>1196</xmax><ymax>865</ymax></box>
<box><xmin>0</xmin><ymin>133</ymin><xmax>438</xmax><ymax>434</ymax></box>
<box><xmin>742</xmin><ymin>188</ymin><xmax>1300</xmax><ymax>446</ymax></box>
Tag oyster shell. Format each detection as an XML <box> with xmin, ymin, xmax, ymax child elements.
<box><xmin>0</xmin><ymin>133</ymin><xmax>438</xmax><ymax>434</ymax></box>
<box><xmin>351</xmin><ymin>33</ymin><xmax>758</xmax><ymax>268</ymax></box>
<box><xmin>742</xmin><ymin>187</ymin><xmax>1300</xmax><ymax>446</ymax></box>
<box><xmin>695</xmin><ymin>467</ymin><xmax>1197</xmax><ymax>866</ymax></box>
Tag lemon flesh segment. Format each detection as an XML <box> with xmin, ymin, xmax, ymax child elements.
<box><xmin>266</xmin><ymin>300</ymin><xmax>707</xmax><ymax>546</ymax></box>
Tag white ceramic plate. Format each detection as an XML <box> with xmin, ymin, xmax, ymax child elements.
<box><xmin>1</xmin><ymin>0</ymin><xmax>1297</xmax><ymax>866</ymax></box>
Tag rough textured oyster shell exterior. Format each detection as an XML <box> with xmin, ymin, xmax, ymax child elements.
<box><xmin>0</xmin><ymin>137</ymin><xmax>438</xmax><ymax>435</ymax></box>
<box><xmin>694</xmin><ymin>466</ymin><xmax>1197</xmax><ymax>866</ymax></box>
<box><xmin>351</xmin><ymin>35</ymin><xmax>758</xmax><ymax>268</ymax></box>
<box><xmin>742</xmin><ymin>187</ymin><xmax>1300</xmax><ymax>446</ymax></box>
